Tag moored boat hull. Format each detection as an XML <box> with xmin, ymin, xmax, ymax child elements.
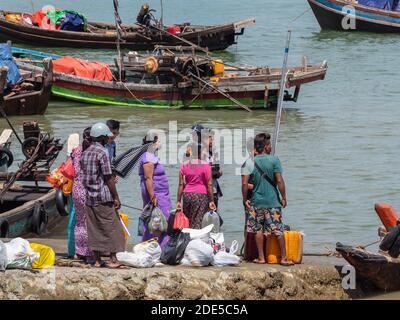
<box><xmin>0</xmin><ymin>12</ymin><xmax>255</xmax><ymax>51</ymax></box>
<box><xmin>51</xmin><ymin>80</ymin><xmax>274</xmax><ymax>109</ymax></box>
<box><xmin>308</xmin><ymin>0</ymin><xmax>400</xmax><ymax>32</ymax></box>
<box><xmin>1</xmin><ymin>56</ymin><xmax>53</xmax><ymax>117</ymax></box>
<box><xmin>0</xmin><ymin>187</ymin><xmax>67</xmax><ymax>238</ymax></box>
<box><xmin>336</xmin><ymin>242</ymin><xmax>400</xmax><ymax>291</ymax></box>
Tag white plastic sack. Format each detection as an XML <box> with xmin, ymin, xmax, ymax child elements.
<box><xmin>4</xmin><ymin>238</ymin><xmax>39</xmax><ymax>269</ymax></box>
<box><xmin>212</xmin><ymin>251</ymin><xmax>241</xmax><ymax>267</ymax></box>
<box><xmin>133</xmin><ymin>239</ymin><xmax>162</xmax><ymax>261</ymax></box>
<box><xmin>183</xmin><ymin>239</ymin><xmax>214</xmax><ymax>267</ymax></box>
<box><xmin>202</xmin><ymin>211</ymin><xmax>220</xmax><ymax>233</ymax></box>
<box><xmin>116</xmin><ymin>251</ymin><xmax>155</xmax><ymax>268</ymax></box>
<box><xmin>182</xmin><ymin>224</ymin><xmax>214</xmax><ymax>242</ymax></box>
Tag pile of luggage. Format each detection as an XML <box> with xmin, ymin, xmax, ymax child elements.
<box><xmin>117</xmin><ymin>209</ymin><xmax>241</xmax><ymax>268</ymax></box>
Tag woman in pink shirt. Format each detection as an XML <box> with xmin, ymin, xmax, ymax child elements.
<box><xmin>176</xmin><ymin>142</ymin><xmax>216</xmax><ymax>229</ymax></box>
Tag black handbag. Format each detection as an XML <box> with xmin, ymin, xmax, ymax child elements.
<box><xmin>160</xmin><ymin>231</ymin><xmax>191</xmax><ymax>265</ymax></box>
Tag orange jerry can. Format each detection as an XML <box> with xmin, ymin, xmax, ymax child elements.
<box><xmin>119</xmin><ymin>213</ymin><xmax>129</xmax><ymax>240</ymax></box>
<box><xmin>266</xmin><ymin>231</ymin><xmax>303</xmax><ymax>264</ymax></box>
<box><xmin>375</xmin><ymin>203</ymin><xmax>399</xmax><ymax>231</ymax></box>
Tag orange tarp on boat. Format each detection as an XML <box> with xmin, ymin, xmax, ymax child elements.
<box><xmin>53</xmin><ymin>56</ymin><xmax>113</xmax><ymax>81</ymax></box>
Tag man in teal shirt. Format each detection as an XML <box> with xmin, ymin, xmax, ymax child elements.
<box><xmin>242</xmin><ymin>133</ymin><xmax>292</xmax><ymax>265</ymax></box>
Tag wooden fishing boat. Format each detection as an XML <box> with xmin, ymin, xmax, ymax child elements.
<box><xmin>0</xmin><ymin>123</ymin><xmax>68</xmax><ymax>238</ymax></box>
<box><xmin>336</xmin><ymin>242</ymin><xmax>400</xmax><ymax>291</ymax></box>
<box><xmin>13</xmin><ymin>48</ymin><xmax>328</xmax><ymax>110</ymax></box>
<box><xmin>0</xmin><ymin>186</ymin><xmax>67</xmax><ymax>238</ymax></box>
<box><xmin>308</xmin><ymin>0</ymin><xmax>400</xmax><ymax>32</ymax></box>
<box><xmin>0</xmin><ymin>45</ymin><xmax>53</xmax><ymax>117</ymax></box>
<box><xmin>0</xmin><ymin>9</ymin><xmax>255</xmax><ymax>51</ymax></box>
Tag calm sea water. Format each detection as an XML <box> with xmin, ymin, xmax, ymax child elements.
<box><xmin>1</xmin><ymin>0</ymin><xmax>400</xmax><ymax>253</ymax></box>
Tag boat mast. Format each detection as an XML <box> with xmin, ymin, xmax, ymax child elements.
<box><xmin>160</xmin><ymin>0</ymin><xmax>164</xmax><ymax>28</ymax></box>
<box><xmin>113</xmin><ymin>0</ymin><xmax>124</xmax><ymax>81</ymax></box>
<box><xmin>272</xmin><ymin>30</ymin><xmax>291</xmax><ymax>155</ymax></box>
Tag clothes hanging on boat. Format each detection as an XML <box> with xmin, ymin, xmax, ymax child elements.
<box><xmin>32</xmin><ymin>9</ymin><xmax>86</xmax><ymax>31</ymax></box>
<box><xmin>53</xmin><ymin>56</ymin><xmax>113</xmax><ymax>81</ymax></box>
<box><xmin>0</xmin><ymin>44</ymin><xmax>22</xmax><ymax>87</ymax></box>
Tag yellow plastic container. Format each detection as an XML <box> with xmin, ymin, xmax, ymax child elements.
<box><xmin>212</xmin><ymin>59</ymin><xmax>225</xmax><ymax>75</ymax></box>
<box><xmin>119</xmin><ymin>213</ymin><xmax>129</xmax><ymax>240</ymax></box>
<box><xmin>266</xmin><ymin>231</ymin><xmax>303</xmax><ymax>264</ymax></box>
<box><xmin>30</xmin><ymin>243</ymin><xmax>56</xmax><ymax>269</ymax></box>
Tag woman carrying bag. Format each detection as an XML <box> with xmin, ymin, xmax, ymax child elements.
<box><xmin>138</xmin><ymin>130</ymin><xmax>171</xmax><ymax>249</ymax></box>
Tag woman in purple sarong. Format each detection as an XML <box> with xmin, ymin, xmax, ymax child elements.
<box><xmin>138</xmin><ymin>130</ymin><xmax>171</xmax><ymax>249</ymax></box>
<box><xmin>71</xmin><ymin>127</ymin><xmax>94</xmax><ymax>263</ymax></box>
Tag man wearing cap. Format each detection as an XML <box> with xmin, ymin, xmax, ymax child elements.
<box><xmin>80</xmin><ymin>122</ymin><xmax>125</xmax><ymax>268</ymax></box>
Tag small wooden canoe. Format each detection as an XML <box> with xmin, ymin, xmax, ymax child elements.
<box><xmin>0</xmin><ymin>10</ymin><xmax>255</xmax><ymax>51</ymax></box>
<box><xmin>0</xmin><ymin>54</ymin><xmax>53</xmax><ymax>117</ymax></box>
<box><xmin>0</xmin><ymin>186</ymin><xmax>68</xmax><ymax>238</ymax></box>
<box><xmin>308</xmin><ymin>0</ymin><xmax>400</xmax><ymax>32</ymax></box>
<box><xmin>336</xmin><ymin>242</ymin><xmax>400</xmax><ymax>291</ymax></box>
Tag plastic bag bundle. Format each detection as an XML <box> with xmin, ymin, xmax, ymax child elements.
<box><xmin>183</xmin><ymin>239</ymin><xmax>214</xmax><ymax>267</ymax></box>
<box><xmin>4</xmin><ymin>238</ymin><xmax>39</xmax><ymax>269</ymax></box>
<box><xmin>212</xmin><ymin>251</ymin><xmax>241</xmax><ymax>267</ymax></box>
<box><xmin>116</xmin><ymin>251</ymin><xmax>155</xmax><ymax>268</ymax></box>
<box><xmin>30</xmin><ymin>243</ymin><xmax>56</xmax><ymax>269</ymax></box>
<box><xmin>201</xmin><ymin>211</ymin><xmax>220</xmax><ymax>233</ymax></box>
<box><xmin>182</xmin><ymin>224</ymin><xmax>214</xmax><ymax>243</ymax></box>
<box><xmin>133</xmin><ymin>238</ymin><xmax>162</xmax><ymax>261</ymax></box>
<box><xmin>160</xmin><ymin>232</ymin><xmax>191</xmax><ymax>265</ymax></box>
<box><xmin>148</xmin><ymin>207</ymin><xmax>168</xmax><ymax>234</ymax></box>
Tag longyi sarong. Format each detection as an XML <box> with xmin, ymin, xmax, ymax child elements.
<box><xmin>85</xmin><ymin>203</ymin><xmax>125</xmax><ymax>253</ymax></box>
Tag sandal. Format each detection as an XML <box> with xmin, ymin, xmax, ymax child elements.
<box><xmin>280</xmin><ymin>259</ymin><xmax>294</xmax><ymax>266</ymax></box>
<box><xmin>93</xmin><ymin>261</ymin><xmax>107</xmax><ymax>268</ymax></box>
<box><xmin>106</xmin><ymin>262</ymin><xmax>129</xmax><ymax>269</ymax></box>
<box><xmin>253</xmin><ymin>258</ymin><xmax>266</xmax><ymax>264</ymax></box>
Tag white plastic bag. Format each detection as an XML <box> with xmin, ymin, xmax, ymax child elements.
<box><xmin>209</xmin><ymin>233</ymin><xmax>226</xmax><ymax>252</ymax></box>
<box><xmin>202</xmin><ymin>211</ymin><xmax>220</xmax><ymax>233</ymax></box>
<box><xmin>182</xmin><ymin>224</ymin><xmax>214</xmax><ymax>242</ymax></box>
<box><xmin>133</xmin><ymin>239</ymin><xmax>162</xmax><ymax>261</ymax></box>
<box><xmin>116</xmin><ymin>251</ymin><xmax>155</xmax><ymax>268</ymax></box>
<box><xmin>148</xmin><ymin>207</ymin><xmax>168</xmax><ymax>234</ymax></box>
<box><xmin>4</xmin><ymin>238</ymin><xmax>39</xmax><ymax>269</ymax></box>
<box><xmin>212</xmin><ymin>251</ymin><xmax>241</xmax><ymax>267</ymax></box>
<box><xmin>229</xmin><ymin>240</ymin><xmax>239</xmax><ymax>255</ymax></box>
<box><xmin>183</xmin><ymin>239</ymin><xmax>214</xmax><ymax>267</ymax></box>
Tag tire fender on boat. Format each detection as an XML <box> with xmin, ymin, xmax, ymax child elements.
<box><xmin>0</xmin><ymin>219</ymin><xmax>9</xmax><ymax>238</ymax></box>
<box><xmin>0</xmin><ymin>147</ymin><xmax>14</xmax><ymax>168</ymax></box>
<box><xmin>56</xmin><ymin>189</ymin><xmax>70</xmax><ymax>216</ymax></box>
<box><xmin>31</xmin><ymin>202</ymin><xmax>49</xmax><ymax>235</ymax></box>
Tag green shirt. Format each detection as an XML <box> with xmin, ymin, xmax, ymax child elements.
<box><xmin>242</xmin><ymin>154</ymin><xmax>283</xmax><ymax>209</ymax></box>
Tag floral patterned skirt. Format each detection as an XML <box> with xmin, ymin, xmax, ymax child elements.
<box><xmin>182</xmin><ymin>192</ymin><xmax>209</xmax><ymax>229</ymax></box>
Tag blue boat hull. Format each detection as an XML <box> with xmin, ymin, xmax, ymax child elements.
<box><xmin>308</xmin><ymin>0</ymin><xmax>400</xmax><ymax>32</ymax></box>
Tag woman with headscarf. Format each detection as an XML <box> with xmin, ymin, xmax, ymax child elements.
<box><xmin>177</xmin><ymin>141</ymin><xmax>216</xmax><ymax>229</ymax></box>
<box><xmin>71</xmin><ymin>127</ymin><xmax>94</xmax><ymax>264</ymax></box>
<box><xmin>138</xmin><ymin>130</ymin><xmax>171</xmax><ymax>249</ymax></box>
